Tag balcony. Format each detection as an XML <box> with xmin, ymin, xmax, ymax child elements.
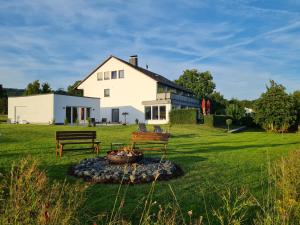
<box><xmin>156</xmin><ymin>93</ymin><xmax>199</xmax><ymax>107</ymax></box>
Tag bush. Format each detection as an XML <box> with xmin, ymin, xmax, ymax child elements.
<box><xmin>254</xmin><ymin>80</ymin><xmax>296</xmax><ymax>132</ymax></box>
<box><xmin>204</xmin><ymin>115</ymin><xmax>231</xmax><ymax>127</ymax></box>
<box><xmin>169</xmin><ymin>109</ymin><xmax>197</xmax><ymax>124</ymax></box>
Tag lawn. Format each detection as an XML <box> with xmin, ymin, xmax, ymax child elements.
<box><xmin>0</xmin><ymin>115</ymin><xmax>7</xmax><ymax>123</ymax></box>
<box><xmin>0</xmin><ymin>124</ymin><xmax>299</xmax><ymax>223</ymax></box>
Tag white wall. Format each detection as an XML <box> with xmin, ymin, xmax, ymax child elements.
<box><xmin>54</xmin><ymin>95</ymin><xmax>100</xmax><ymax>124</ymax></box>
<box><xmin>8</xmin><ymin>94</ymin><xmax>101</xmax><ymax>124</ymax></box>
<box><xmin>78</xmin><ymin>57</ymin><xmax>158</xmax><ymax>124</ymax></box>
<box><xmin>8</xmin><ymin>94</ymin><xmax>54</xmax><ymax>124</ymax></box>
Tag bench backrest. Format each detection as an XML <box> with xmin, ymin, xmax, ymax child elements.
<box><xmin>131</xmin><ymin>132</ymin><xmax>169</xmax><ymax>142</ymax></box>
<box><xmin>56</xmin><ymin>131</ymin><xmax>96</xmax><ymax>141</ymax></box>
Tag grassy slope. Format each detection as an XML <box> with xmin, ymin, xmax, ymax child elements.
<box><xmin>0</xmin><ymin>124</ymin><xmax>299</xmax><ymax>222</ymax></box>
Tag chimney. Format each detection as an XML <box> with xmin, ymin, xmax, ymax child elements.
<box><xmin>129</xmin><ymin>55</ymin><xmax>138</xmax><ymax>67</ymax></box>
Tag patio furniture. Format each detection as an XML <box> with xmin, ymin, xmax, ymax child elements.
<box><xmin>130</xmin><ymin>132</ymin><xmax>170</xmax><ymax>154</ymax></box>
<box><xmin>55</xmin><ymin>131</ymin><xmax>101</xmax><ymax>157</ymax></box>
<box><xmin>153</xmin><ymin>125</ymin><xmax>163</xmax><ymax>133</ymax></box>
<box><xmin>138</xmin><ymin>123</ymin><xmax>148</xmax><ymax>132</ymax></box>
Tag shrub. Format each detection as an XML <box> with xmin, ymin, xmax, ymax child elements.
<box><xmin>204</xmin><ymin>115</ymin><xmax>231</xmax><ymax>127</ymax></box>
<box><xmin>64</xmin><ymin>118</ymin><xmax>68</xmax><ymax>125</ymax></box>
<box><xmin>87</xmin><ymin>117</ymin><xmax>91</xmax><ymax>127</ymax></box>
<box><xmin>254</xmin><ymin>80</ymin><xmax>296</xmax><ymax>132</ymax></box>
<box><xmin>0</xmin><ymin>158</ymin><xmax>86</xmax><ymax>225</ymax></box>
<box><xmin>225</xmin><ymin>103</ymin><xmax>245</xmax><ymax>123</ymax></box>
<box><xmin>169</xmin><ymin>109</ymin><xmax>197</xmax><ymax>124</ymax></box>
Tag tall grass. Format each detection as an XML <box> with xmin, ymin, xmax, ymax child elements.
<box><xmin>0</xmin><ymin>158</ymin><xmax>86</xmax><ymax>225</ymax></box>
<box><xmin>2</xmin><ymin>151</ymin><xmax>300</xmax><ymax>225</ymax></box>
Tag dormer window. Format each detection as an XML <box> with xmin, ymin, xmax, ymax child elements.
<box><xmin>97</xmin><ymin>72</ymin><xmax>103</xmax><ymax>81</ymax></box>
<box><xmin>104</xmin><ymin>71</ymin><xmax>110</xmax><ymax>80</ymax></box>
<box><xmin>111</xmin><ymin>71</ymin><xmax>117</xmax><ymax>79</ymax></box>
<box><xmin>118</xmin><ymin>70</ymin><xmax>124</xmax><ymax>78</ymax></box>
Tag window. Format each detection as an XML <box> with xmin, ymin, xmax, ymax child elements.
<box><xmin>86</xmin><ymin>108</ymin><xmax>91</xmax><ymax>119</ymax></box>
<box><xmin>104</xmin><ymin>89</ymin><xmax>110</xmax><ymax>97</ymax></box>
<box><xmin>145</xmin><ymin>106</ymin><xmax>151</xmax><ymax>120</ymax></box>
<box><xmin>152</xmin><ymin>106</ymin><xmax>159</xmax><ymax>120</ymax></box>
<box><xmin>104</xmin><ymin>71</ymin><xmax>110</xmax><ymax>80</ymax></box>
<box><xmin>111</xmin><ymin>71</ymin><xmax>117</xmax><ymax>79</ymax></box>
<box><xmin>97</xmin><ymin>72</ymin><xmax>103</xmax><ymax>81</ymax></box>
<box><xmin>159</xmin><ymin>106</ymin><xmax>166</xmax><ymax>119</ymax></box>
<box><xmin>118</xmin><ymin>70</ymin><xmax>124</xmax><ymax>78</ymax></box>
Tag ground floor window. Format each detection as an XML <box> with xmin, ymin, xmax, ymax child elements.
<box><xmin>159</xmin><ymin>106</ymin><xmax>166</xmax><ymax>119</ymax></box>
<box><xmin>144</xmin><ymin>105</ymin><xmax>167</xmax><ymax>120</ymax></box>
<box><xmin>145</xmin><ymin>106</ymin><xmax>151</xmax><ymax>120</ymax></box>
<box><xmin>152</xmin><ymin>106</ymin><xmax>159</xmax><ymax>120</ymax></box>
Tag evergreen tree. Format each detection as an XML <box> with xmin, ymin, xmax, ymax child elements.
<box><xmin>24</xmin><ymin>80</ymin><xmax>41</xmax><ymax>95</ymax></box>
<box><xmin>41</xmin><ymin>82</ymin><xmax>52</xmax><ymax>93</ymax></box>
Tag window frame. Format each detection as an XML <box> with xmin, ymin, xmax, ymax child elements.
<box><xmin>104</xmin><ymin>71</ymin><xmax>110</xmax><ymax>80</ymax></box>
<box><xmin>118</xmin><ymin>70</ymin><xmax>124</xmax><ymax>78</ymax></box>
<box><xmin>97</xmin><ymin>72</ymin><xmax>103</xmax><ymax>81</ymax></box>
<box><xmin>104</xmin><ymin>89</ymin><xmax>110</xmax><ymax>97</ymax></box>
<box><xmin>111</xmin><ymin>71</ymin><xmax>117</xmax><ymax>79</ymax></box>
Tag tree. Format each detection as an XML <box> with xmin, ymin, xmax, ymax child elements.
<box><xmin>41</xmin><ymin>82</ymin><xmax>52</xmax><ymax>93</ymax></box>
<box><xmin>210</xmin><ymin>91</ymin><xmax>227</xmax><ymax>114</ymax></box>
<box><xmin>175</xmin><ymin>70</ymin><xmax>216</xmax><ymax>99</ymax></box>
<box><xmin>254</xmin><ymin>80</ymin><xmax>296</xmax><ymax>132</ymax></box>
<box><xmin>67</xmin><ymin>80</ymin><xmax>83</xmax><ymax>96</ymax></box>
<box><xmin>24</xmin><ymin>80</ymin><xmax>41</xmax><ymax>95</ymax></box>
<box><xmin>292</xmin><ymin>90</ymin><xmax>300</xmax><ymax>125</ymax></box>
<box><xmin>0</xmin><ymin>84</ymin><xmax>8</xmax><ymax>114</ymax></box>
<box><xmin>225</xmin><ymin>103</ymin><xmax>245</xmax><ymax>123</ymax></box>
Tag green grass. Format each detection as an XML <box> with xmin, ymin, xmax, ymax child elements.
<box><xmin>0</xmin><ymin>115</ymin><xmax>7</xmax><ymax>123</ymax></box>
<box><xmin>0</xmin><ymin>124</ymin><xmax>299</xmax><ymax>223</ymax></box>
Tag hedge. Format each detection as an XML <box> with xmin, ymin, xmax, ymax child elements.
<box><xmin>203</xmin><ymin>115</ymin><xmax>231</xmax><ymax>127</ymax></box>
<box><xmin>169</xmin><ymin>109</ymin><xmax>197</xmax><ymax>124</ymax></box>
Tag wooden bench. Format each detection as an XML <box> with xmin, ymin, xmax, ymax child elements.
<box><xmin>130</xmin><ymin>132</ymin><xmax>170</xmax><ymax>154</ymax></box>
<box><xmin>55</xmin><ymin>131</ymin><xmax>101</xmax><ymax>157</ymax></box>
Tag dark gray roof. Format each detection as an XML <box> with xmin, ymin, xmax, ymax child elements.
<box><xmin>76</xmin><ymin>55</ymin><xmax>192</xmax><ymax>94</ymax></box>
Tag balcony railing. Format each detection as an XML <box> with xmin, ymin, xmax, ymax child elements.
<box><xmin>156</xmin><ymin>93</ymin><xmax>199</xmax><ymax>106</ymax></box>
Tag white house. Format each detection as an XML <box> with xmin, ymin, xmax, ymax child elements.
<box><xmin>8</xmin><ymin>93</ymin><xmax>100</xmax><ymax>124</ymax></box>
<box><xmin>76</xmin><ymin>55</ymin><xmax>199</xmax><ymax>124</ymax></box>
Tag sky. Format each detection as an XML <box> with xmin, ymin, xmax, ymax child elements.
<box><xmin>0</xmin><ymin>0</ymin><xmax>299</xmax><ymax>99</ymax></box>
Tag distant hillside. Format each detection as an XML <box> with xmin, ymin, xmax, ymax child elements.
<box><xmin>5</xmin><ymin>88</ymin><xmax>25</xmax><ymax>97</ymax></box>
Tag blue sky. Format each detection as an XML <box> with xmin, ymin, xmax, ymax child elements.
<box><xmin>0</xmin><ymin>0</ymin><xmax>299</xmax><ymax>99</ymax></box>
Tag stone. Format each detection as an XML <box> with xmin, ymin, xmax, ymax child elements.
<box><xmin>71</xmin><ymin>156</ymin><xmax>182</xmax><ymax>184</ymax></box>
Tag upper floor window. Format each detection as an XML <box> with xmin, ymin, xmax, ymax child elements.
<box><xmin>118</xmin><ymin>70</ymin><xmax>124</xmax><ymax>78</ymax></box>
<box><xmin>104</xmin><ymin>89</ymin><xmax>110</xmax><ymax>97</ymax></box>
<box><xmin>97</xmin><ymin>72</ymin><xmax>103</xmax><ymax>81</ymax></box>
<box><xmin>111</xmin><ymin>71</ymin><xmax>117</xmax><ymax>79</ymax></box>
<box><xmin>104</xmin><ymin>71</ymin><xmax>110</xmax><ymax>80</ymax></box>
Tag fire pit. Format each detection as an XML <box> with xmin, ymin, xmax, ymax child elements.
<box><xmin>106</xmin><ymin>147</ymin><xmax>143</xmax><ymax>164</ymax></box>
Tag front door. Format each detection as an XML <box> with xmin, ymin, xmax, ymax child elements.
<box><xmin>111</xmin><ymin>109</ymin><xmax>119</xmax><ymax>123</ymax></box>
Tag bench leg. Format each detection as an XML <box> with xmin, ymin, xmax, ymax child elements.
<box><xmin>55</xmin><ymin>143</ymin><xmax>59</xmax><ymax>157</ymax></box>
<box><xmin>60</xmin><ymin>144</ymin><xmax>63</xmax><ymax>157</ymax></box>
<box><xmin>96</xmin><ymin>144</ymin><xmax>100</xmax><ymax>155</ymax></box>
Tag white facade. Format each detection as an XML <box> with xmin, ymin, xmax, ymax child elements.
<box><xmin>77</xmin><ymin>55</ymin><xmax>199</xmax><ymax>124</ymax></box>
<box><xmin>8</xmin><ymin>94</ymin><xmax>100</xmax><ymax>124</ymax></box>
